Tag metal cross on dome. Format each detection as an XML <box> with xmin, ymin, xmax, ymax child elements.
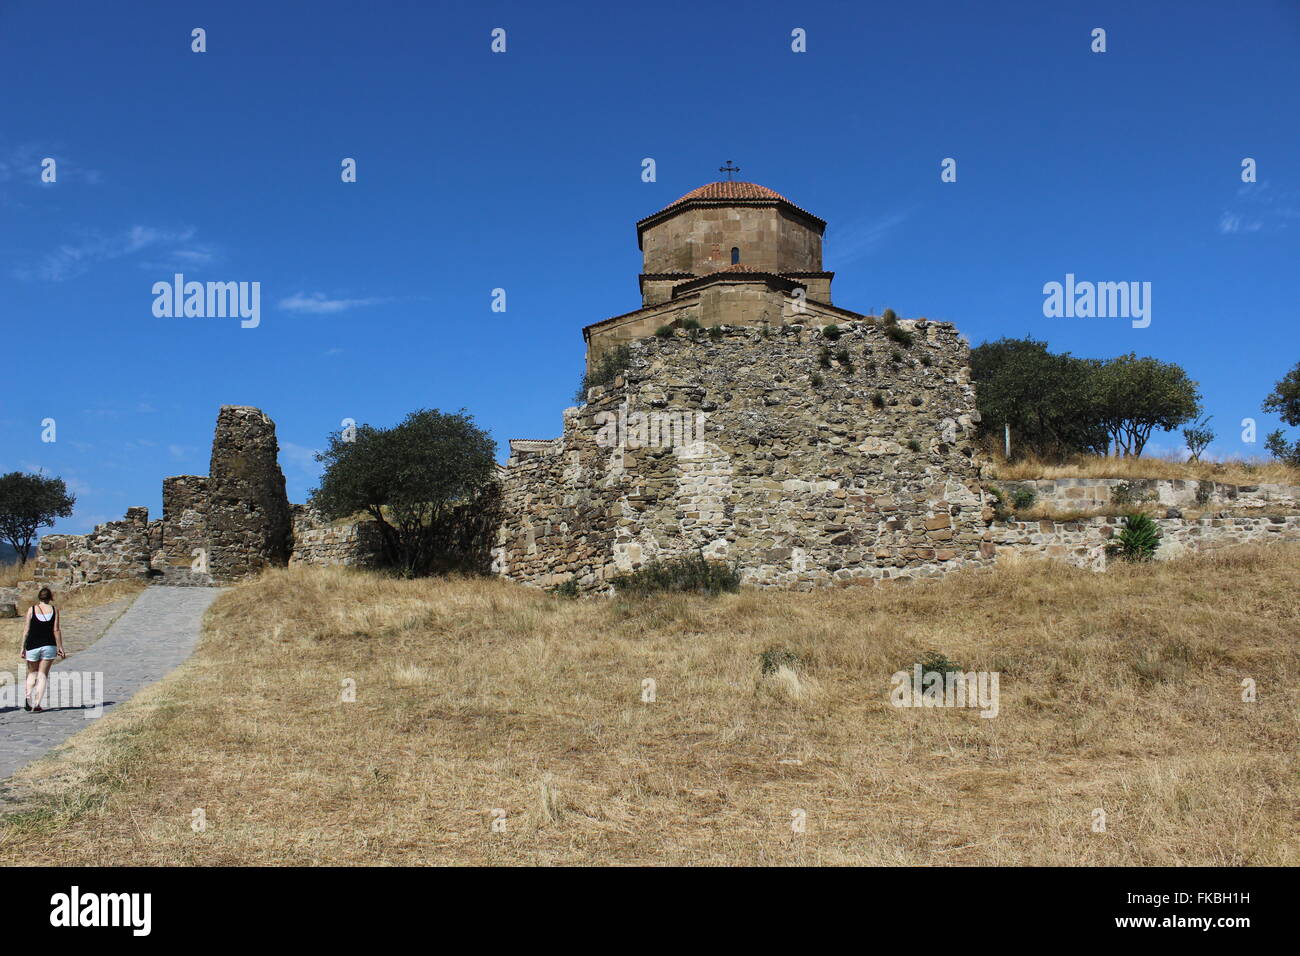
<box><xmin>719</xmin><ymin>160</ymin><xmax>740</xmax><ymax>181</ymax></box>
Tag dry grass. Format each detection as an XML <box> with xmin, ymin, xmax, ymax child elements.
<box><xmin>988</xmin><ymin>453</ymin><xmax>1300</xmax><ymax>487</ymax></box>
<box><xmin>1</xmin><ymin>547</ymin><xmax>1297</xmax><ymax>866</ymax></box>
<box><xmin>0</xmin><ymin>562</ymin><xmax>28</xmax><ymax>589</ymax></box>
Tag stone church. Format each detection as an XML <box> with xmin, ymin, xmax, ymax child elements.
<box><xmin>492</xmin><ymin>178</ymin><xmax>991</xmax><ymax>591</ymax></box>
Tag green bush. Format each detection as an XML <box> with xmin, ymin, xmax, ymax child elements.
<box><xmin>760</xmin><ymin>647</ymin><xmax>805</xmax><ymax>675</ymax></box>
<box><xmin>835</xmin><ymin>347</ymin><xmax>852</xmax><ymax>370</ymax></box>
<box><xmin>988</xmin><ymin>486</ymin><xmax>1012</xmax><ymax>522</ymax></box>
<box><xmin>890</xmin><ymin>349</ymin><xmax>904</xmax><ymax>363</ymax></box>
<box><xmin>916</xmin><ymin>650</ymin><xmax>963</xmax><ymax>675</ymax></box>
<box><xmin>885</xmin><ymin>324</ymin><xmax>914</xmax><ymax>347</ymax></box>
<box><xmin>655</xmin><ymin>325</ymin><xmax>673</xmax><ymax>339</ymax></box>
<box><xmin>871</xmin><ymin>391</ymin><xmax>886</xmax><ymax>409</ymax></box>
<box><xmin>818</xmin><ymin>346</ymin><xmax>832</xmax><ymax>369</ymax></box>
<box><xmin>575</xmin><ymin>343</ymin><xmax>633</xmax><ymax>402</ymax></box>
<box><xmin>906</xmin><ymin>438</ymin><xmax>922</xmax><ymax>453</ymax></box>
<box><xmin>822</xmin><ymin>324</ymin><xmax>842</xmax><ymax>341</ymax></box>
<box><xmin>811</xmin><ymin>372</ymin><xmax>824</xmax><ymax>388</ymax></box>
<box><xmin>881</xmin><ymin>308</ymin><xmax>898</xmax><ymax>325</ymax></box>
<box><xmin>609</xmin><ymin>551</ymin><xmax>741</xmax><ymax>597</ymax></box>
<box><xmin>551</xmin><ymin>577</ymin><xmax>580</xmax><ymax>599</ymax></box>
<box><xmin>708</xmin><ymin>325</ymin><xmax>723</xmax><ymax>341</ymax></box>
<box><xmin>1010</xmin><ymin>487</ymin><xmax>1036</xmax><ymax>511</ymax></box>
<box><xmin>680</xmin><ymin>318</ymin><xmax>702</xmax><ymax>331</ymax></box>
<box><xmin>1115</xmin><ymin>512</ymin><xmax>1161</xmax><ymax>561</ymax></box>
<box><xmin>1111</xmin><ymin>480</ymin><xmax>1155</xmax><ymax>507</ymax></box>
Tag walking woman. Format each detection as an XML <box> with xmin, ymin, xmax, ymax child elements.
<box><xmin>20</xmin><ymin>587</ymin><xmax>65</xmax><ymax>712</ymax></box>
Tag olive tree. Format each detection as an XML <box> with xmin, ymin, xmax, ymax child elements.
<box><xmin>310</xmin><ymin>409</ymin><xmax>498</xmax><ymax>577</ymax></box>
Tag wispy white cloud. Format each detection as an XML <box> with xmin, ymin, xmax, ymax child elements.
<box><xmin>1218</xmin><ymin>180</ymin><xmax>1299</xmax><ymax>235</ymax></box>
<box><xmin>17</xmin><ymin>225</ymin><xmax>205</xmax><ymax>281</ymax></box>
<box><xmin>280</xmin><ymin>442</ymin><xmax>323</xmax><ymax>477</ymax></box>
<box><xmin>279</xmin><ymin>291</ymin><xmax>391</xmax><ymax>314</ymax></box>
<box><xmin>826</xmin><ymin>208</ymin><xmax>914</xmax><ymax>265</ymax></box>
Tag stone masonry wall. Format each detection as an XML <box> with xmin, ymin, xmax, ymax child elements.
<box><xmin>288</xmin><ymin>505</ymin><xmax>384</xmax><ymax>568</ymax></box>
<box><xmin>157</xmin><ymin>475</ymin><xmax>211</xmax><ymax>579</ymax></box>
<box><xmin>993</xmin><ymin>477</ymin><xmax>1300</xmax><ymax>513</ymax></box>
<box><xmin>987</xmin><ymin>513</ymin><xmax>1300</xmax><ymax>571</ymax></box>
<box><xmin>494</xmin><ymin>319</ymin><xmax>991</xmax><ymax>591</ymax></box>
<box><xmin>28</xmin><ymin>506</ymin><xmax>151</xmax><ymax>590</ymax></box>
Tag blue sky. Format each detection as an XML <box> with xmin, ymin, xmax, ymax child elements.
<box><xmin>2</xmin><ymin>0</ymin><xmax>1298</xmax><ymax>534</ymax></box>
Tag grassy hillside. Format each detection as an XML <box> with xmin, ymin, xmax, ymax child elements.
<box><xmin>1</xmin><ymin>545</ymin><xmax>1297</xmax><ymax>865</ymax></box>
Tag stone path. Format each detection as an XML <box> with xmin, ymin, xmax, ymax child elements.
<box><xmin>0</xmin><ymin>586</ymin><xmax>223</xmax><ymax>783</ymax></box>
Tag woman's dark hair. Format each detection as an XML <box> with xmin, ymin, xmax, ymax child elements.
<box><xmin>37</xmin><ymin>587</ymin><xmax>53</xmax><ymax>603</ymax></box>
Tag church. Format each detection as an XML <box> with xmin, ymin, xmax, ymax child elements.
<box><xmin>493</xmin><ymin>175</ymin><xmax>990</xmax><ymax>591</ymax></box>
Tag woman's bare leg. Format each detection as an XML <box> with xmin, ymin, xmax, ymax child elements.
<box><xmin>31</xmin><ymin>658</ymin><xmax>53</xmax><ymax>708</ymax></box>
<box><xmin>24</xmin><ymin>660</ymin><xmax>39</xmax><ymax>704</ymax></box>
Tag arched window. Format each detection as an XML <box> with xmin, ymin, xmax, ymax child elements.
<box><xmin>730</xmin><ymin>247</ymin><xmax>740</xmax><ymax>265</ymax></box>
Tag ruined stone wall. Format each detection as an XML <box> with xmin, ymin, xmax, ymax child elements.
<box><xmin>993</xmin><ymin>477</ymin><xmax>1300</xmax><ymax>513</ymax></box>
<box><xmin>987</xmin><ymin>513</ymin><xmax>1300</xmax><ymax>571</ymax></box>
<box><xmin>288</xmin><ymin>506</ymin><xmax>384</xmax><ymax>568</ymax></box>
<box><xmin>158</xmin><ymin>475</ymin><xmax>210</xmax><ymax>574</ymax></box>
<box><xmin>494</xmin><ymin>319</ymin><xmax>990</xmax><ymax>591</ymax></box>
<box><xmin>29</xmin><ymin>507</ymin><xmax>151</xmax><ymax>589</ymax></box>
<box><xmin>206</xmin><ymin>406</ymin><xmax>293</xmax><ymax>580</ymax></box>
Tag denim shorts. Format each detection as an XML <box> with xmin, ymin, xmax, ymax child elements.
<box><xmin>25</xmin><ymin>645</ymin><xmax>57</xmax><ymax>662</ymax></box>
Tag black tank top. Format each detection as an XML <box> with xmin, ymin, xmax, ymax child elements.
<box><xmin>25</xmin><ymin>605</ymin><xmax>56</xmax><ymax>650</ymax></box>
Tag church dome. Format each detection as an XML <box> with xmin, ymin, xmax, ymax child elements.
<box><xmin>636</xmin><ymin>180</ymin><xmax>826</xmax><ymax>238</ymax></box>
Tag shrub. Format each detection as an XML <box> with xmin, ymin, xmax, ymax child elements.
<box><xmin>1115</xmin><ymin>512</ymin><xmax>1161</xmax><ymax>561</ymax></box>
<box><xmin>1010</xmin><ymin>487</ymin><xmax>1036</xmax><ymax>511</ymax></box>
<box><xmin>822</xmin><ymin>324</ymin><xmax>842</xmax><ymax>341</ymax></box>
<box><xmin>906</xmin><ymin>439</ymin><xmax>922</xmax><ymax>453</ymax></box>
<box><xmin>920</xmin><ymin>353</ymin><xmax>932</xmax><ymax>367</ymax></box>
<box><xmin>988</xmin><ymin>486</ymin><xmax>1012</xmax><ymax>522</ymax></box>
<box><xmin>885</xmin><ymin>324</ymin><xmax>914</xmax><ymax>347</ymax></box>
<box><xmin>834</xmin><ymin>347</ymin><xmax>852</xmax><ymax>370</ymax></box>
<box><xmin>609</xmin><ymin>551</ymin><xmax>741</xmax><ymax>597</ymax></box>
<box><xmin>916</xmin><ymin>650</ymin><xmax>963</xmax><ymax>675</ymax></box>
<box><xmin>871</xmin><ymin>391</ymin><xmax>886</xmax><ymax>409</ymax></box>
<box><xmin>760</xmin><ymin>647</ymin><xmax>805</xmax><ymax>676</ymax></box>
<box><xmin>891</xmin><ymin>349</ymin><xmax>903</xmax><ymax>363</ymax></box>
<box><xmin>1111</xmin><ymin>480</ymin><xmax>1155</xmax><ymax>507</ymax></box>
<box><xmin>680</xmin><ymin>318</ymin><xmax>702</xmax><ymax>331</ymax></box>
<box><xmin>654</xmin><ymin>325</ymin><xmax>673</xmax><ymax>339</ymax></box>
<box><xmin>575</xmin><ymin>343</ymin><xmax>633</xmax><ymax>401</ymax></box>
<box><xmin>818</xmin><ymin>346</ymin><xmax>832</xmax><ymax>369</ymax></box>
<box><xmin>811</xmin><ymin>372</ymin><xmax>824</xmax><ymax>388</ymax></box>
<box><xmin>881</xmin><ymin>308</ymin><xmax>898</xmax><ymax>325</ymax></box>
<box><xmin>551</xmin><ymin>577</ymin><xmax>579</xmax><ymax>599</ymax></box>
<box><xmin>1195</xmin><ymin>479</ymin><xmax>1214</xmax><ymax>506</ymax></box>
<box><xmin>708</xmin><ymin>325</ymin><xmax>723</xmax><ymax>341</ymax></box>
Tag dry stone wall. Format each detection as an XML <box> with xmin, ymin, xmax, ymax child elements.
<box><xmin>987</xmin><ymin>513</ymin><xmax>1300</xmax><ymax>571</ymax></box>
<box><xmin>206</xmin><ymin>406</ymin><xmax>293</xmax><ymax>579</ymax></box>
<box><xmin>994</xmin><ymin>476</ymin><xmax>1300</xmax><ymax>512</ymax></box>
<box><xmin>288</xmin><ymin>505</ymin><xmax>384</xmax><ymax>568</ymax></box>
<box><xmin>494</xmin><ymin>319</ymin><xmax>991</xmax><ymax>591</ymax></box>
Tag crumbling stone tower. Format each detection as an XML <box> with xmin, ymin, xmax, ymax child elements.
<box><xmin>205</xmin><ymin>405</ymin><xmax>293</xmax><ymax>579</ymax></box>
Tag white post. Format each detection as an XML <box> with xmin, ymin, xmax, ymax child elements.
<box><xmin>1004</xmin><ymin>422</ymin><xmax>1011</xmax><ymax>460</ymax></box>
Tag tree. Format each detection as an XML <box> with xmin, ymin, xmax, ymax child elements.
<box><xmin>1262</xmin><ymin>362</ymin><xmax>1300</xmax><ymax>465</ymax></box>
<box><xmin>310</xmin><ymin>409</ymin><xmax>498</xmax><ymax>577</ymax></box>
<box><xmin>0</xmin><ymin>472</ymin><xmax>76</xmax><ymax>563</ymax></box>
<box><xmin>1091</xmin><ymin>353</ymin><xmax>1200</xmax><ymax>457</ymax></box>
<box><xmin>1182</xmin><ymin>415</ymin><xmax>1215</xmax><ymax>462</ymax></box>
<box><xmin>970</xmin><ymin>337</ymin><xmax>1107</xmax><ymax>460</ymax></box>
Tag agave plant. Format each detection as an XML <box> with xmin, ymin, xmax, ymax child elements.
<box><xmin>1116</xmin><ymin>512</ymin><xmax>1161</xmax><ymax>561</ymax></box>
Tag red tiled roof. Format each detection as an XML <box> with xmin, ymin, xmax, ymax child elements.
<box><xmin>636</xmin><ymin>181</ymin><xmax>826</xmax><ymax>231</ymax></box>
